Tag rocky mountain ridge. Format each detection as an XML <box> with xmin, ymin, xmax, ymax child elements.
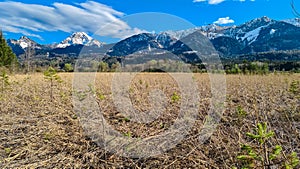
<box><xmin>6</xmin><ymin>16</ymin><xmax>300</xmax><ymax>61</ymax></box>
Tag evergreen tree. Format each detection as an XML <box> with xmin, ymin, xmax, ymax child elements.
<box><xmin>99</xmin><ymin>61</ymin><xmax>108</xmax><ymax>72</ymax></box>
<box><xmin>261</xmin><ymin>63</ymin><xmax>269</xmax><ymax>74</ymax></box>
<box><xmin>0</xmin><ymin>30</ymin><xmax>17</xmax><ymax>67</ymax></box>
<box><xmin>63</xmin><ymin>63</ymin><xmax>73</xmax><ymax>72</ymax></box>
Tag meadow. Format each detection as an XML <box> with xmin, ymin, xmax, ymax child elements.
<box><xmin>0</xmin><ymin>72</ymin><xmax>299</xmax><ymax>168</ymax></box>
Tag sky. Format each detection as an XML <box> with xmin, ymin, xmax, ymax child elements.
<box><xmin>0</xmin><ymin>0</ymin><xmax>299</xmax><ymax>44</ymax></box>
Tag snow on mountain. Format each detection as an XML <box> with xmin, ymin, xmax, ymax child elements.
<box><xmin>270</xmin><ymin>29</ymin><xmax>276</xmax><ymax>35</ymax></box>
<box><xmin>56</xmin><ymin>32</ymin><xmax>104</xmax><ymax>48</ymax></box>
<box><xmin>9</xmin><ymin>36</ymin><xmax>41</xmax><ymax>49</ymax></box>
<box><xmin>223</xmin><ymin>16</ymin><xmax>274</xmax><ymax>41</ymax></box>
<box><xmin>240</xmin><ymin>24</ymin><xmax>270</xmax><ymax>44</ymax></box>
<box><xmin>239</xmin><ymin>16</ymin><xmax>273</xmax><ymax>32</ymax></box>
<box><xmin>240</xmin><ymin>27</ymin><xmax>261</xmax><ymax>42</ymax></box>
<box><xmin>164</xmin><ymin>28</ymin><xmax>200</xmax><ymax>40</ymax></box>
<box><xmin>6</xmin><ymin>16</ymin><xmax>300</xmax><ymax>59</ymax></box>
<box><xmin>20</xmin><ymin>41</ymin><xmax>28</xmax><ymax>49</ymax></box>
<box><xmin>163</xmin><ymin>24</ymin><xmax>227</xmax><ymax>40</ymax></box>
<box><xmin>282</xmin><ymin>18</ymin><xmax>300</xmax><ymax>27</ymax></box>
<box><xmin>161</xmin><ymin>17</ymin><xmax>274</xmax><ymax>43</ymax></box>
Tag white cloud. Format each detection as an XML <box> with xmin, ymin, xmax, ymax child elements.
<box><xmin>193</xmin><ymin>0</ymin><xmax>206</xmax><ymax>2</ymax></box>
<box><xmin>193</xmin><ymin>0</ymin><xmax>225</xmax><ymax>4</ymax></box>
<box><xmin>0</xmin><ymin>1</ymin><xmax>145</xmax><ymax>40</ymax></box>
<box><xmin>213</xmin><ymin>17</ymin><xmax>235</xmax><ymax>24</ymax></box>
<box><xmin>209</xmin><ymin>0</ymin><xmax>226</xmax><ymax>4</ymax></box>
<box><xmin>194</xmin><ymin>0</ymin><xmax>255</xmax><ymax>4</ymax></box>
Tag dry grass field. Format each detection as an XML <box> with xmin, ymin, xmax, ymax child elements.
<box><xmin>0</xmin><ymin>72</ymin><xmax>299</xmax><ymax>168</ymax></box>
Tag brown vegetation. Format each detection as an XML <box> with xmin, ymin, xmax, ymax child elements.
<box><xmin>0</xmin><ymin>73</ymin><xmax>299</xmax><ymax>168</ymax></box>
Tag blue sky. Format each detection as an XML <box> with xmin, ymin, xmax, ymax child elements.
<box><xmin>0</xmin><ymin>0</ymin><xmax>299</xmax><ymax>44</ymax></box>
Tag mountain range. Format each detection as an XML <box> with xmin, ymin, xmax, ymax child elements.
<box><xmin>7</xmin><ymin>16</ymin><xmax>300</xmax><ymax>62</ymax></box>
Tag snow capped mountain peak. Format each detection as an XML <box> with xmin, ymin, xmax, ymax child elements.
<box><xmin>20</xmin><ymin>36</ymin><xmax>31</xmax><ymax>41</ymax></box>
<box><xmin>19</xmin><ymin>36</ymin><xmax>34</xmax><ymax>49</ymax></box>
<box><xmin>258</xmin><ymin>16</ymin><xmax>271</xmax><ymax>22</ymax></box>
<box><xmin>56</xmin><ymin>32</ymin><xmax>104</xmax><ymax>48</ymax></box>
<box><xmin>9</xmin><ymin>36</ymin><xmax>39</xmax><ymax>49</ymax></box>
<box><xmin>70</xmin><ymin>32</ymin><xmax>93</xmax><ymax>42</ymax></box>
<box><xmin>246</xmin><ymin>16</ymin><xmax>272</xmax><ymax>25</ymax></box>
<box><xmin>237</xmin><ymin>16</ymin><xmax>274</xmax><ymax>32</ymax></box>
<box><xmin>200</xmin><ymin>24</ymin><xmax>225</xmax><ymax>32</ymax></box>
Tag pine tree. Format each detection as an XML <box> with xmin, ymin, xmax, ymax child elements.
<box><xmin>0</xmin><ymin>30</ymin><xmax>17</xmax><ymax>67</ymax></box>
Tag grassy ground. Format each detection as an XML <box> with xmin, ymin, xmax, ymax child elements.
<box><xmin>0</xmin><ymin>73</ymin><xmax>299</xmax><ymax>168</ymax></box>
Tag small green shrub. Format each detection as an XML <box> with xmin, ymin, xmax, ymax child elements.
<box><xmin>123</xmin><ymin>131</ymin><xmax>131</xmax><ymax>137</ymax></box>
<box><xmin>289</xmin><ymin>80</ymin><xmax>299</xmax><ymax>95</ymax></box>
<box><xmin>123</xmin><ymin>117</ymin><xmax>130</xmax><ymax>122</ymax></box>
<box><xmin>237</xmin><ymin>105</ymin><xmax>247</xmax><ymax>117</ymax></box>
<box><xmin>0</xmin><ymin>71</ymin><xmax>9</xmax><ymax>93</ymax></box>
<box><xmin>96</xmin><ymin>89</ymin><xmax>106</xmax><ymax>101</ymax></box>
<box><xmin>44</xmin><ymin>132</ymin><xmax>52</xmax><ymax>141</ymax></box>
<box><xmin>245</xmin><ymin>122</ymin><xmax>274</xmax><ymax>145</ymax></box>
<box><xmin>43</xmin><ymin>66</ymin><xmax>62</xmax><ymax>101</ymax></box>
<box><xmin>4</xmin><ymin>147</ymin><xmax>11</xmax><ymax>154</ymax></box>
<box><xmin>236</xmin><ymin>122</ymin><xmax>299</xmax><ymax>169</ymax></box>
<box><xmin>171</xmin><ymin>92</ymin><xmax>180</xmax><ymax>103</ymax></box>
<box><xmin>285</xmin><ymin>152</ymin><xmax>300</xmax><ymax>169</ymax></box>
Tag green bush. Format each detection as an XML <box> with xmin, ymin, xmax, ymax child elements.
<box><xmin>236</xmin><ymin>122</ymin><xmax>299</xmax><ymax>169</ymax></box>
